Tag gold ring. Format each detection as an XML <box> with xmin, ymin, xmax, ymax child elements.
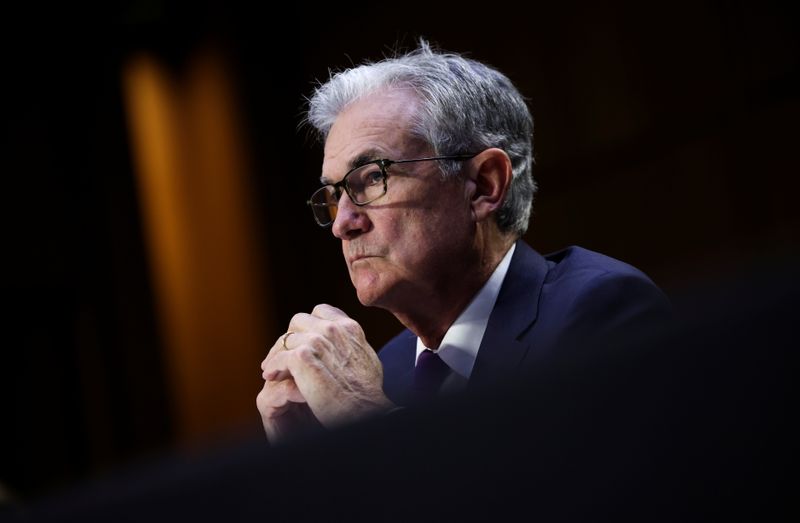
<box><xmin>282</xmin><ymin>332</ymin><xmax>294</xmax><ymax>350</ymax></box>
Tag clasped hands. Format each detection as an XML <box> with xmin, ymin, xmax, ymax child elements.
<box><xmin>257</xmin><ymin>304</ymin><xmax>395</xmax><ymax>442</ymax></box>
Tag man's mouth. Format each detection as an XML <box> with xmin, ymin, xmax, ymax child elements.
<box><xmin>350</xmin><ymin>255</ymin><xmax>377</xmax><ymax>264</ymax></box>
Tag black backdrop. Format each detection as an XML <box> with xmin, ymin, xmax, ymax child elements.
<box><xmin>1</xmin><ymin>0</ymin><xmax>797</xmax><ymax>513</ymax></box>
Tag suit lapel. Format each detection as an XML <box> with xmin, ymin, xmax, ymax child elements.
<box><xmin>469</xmin><ymin>241</ymin><xmax>549</xmax><ymax>390</ymax></box>
<box><xmin>380</xmin><ymin>330</ymin><xmax>417</xmax><ymax>405</ymax></box>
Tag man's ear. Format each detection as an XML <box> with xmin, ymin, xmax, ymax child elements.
<box><xmin>468</xmin><ymin>148</ymin><xmax>512</xmax><ymax>222</ymax></box>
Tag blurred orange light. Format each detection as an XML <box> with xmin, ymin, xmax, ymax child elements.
<box><xmin>122</xmin><ymin>50</ymin><xmax>273</xmax><ymax>447</ymax></box>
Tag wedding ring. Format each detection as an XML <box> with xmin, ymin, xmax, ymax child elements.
<box><xmin>282</xmin><ymin>331</ymin><xmax>295</xmax><ymax>350</ymax></box>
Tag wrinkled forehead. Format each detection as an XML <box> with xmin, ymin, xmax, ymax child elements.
<box><xmin>321</xmin><ymin>89</ymin><xmax>428</xmax><ymax>182</ymax></box>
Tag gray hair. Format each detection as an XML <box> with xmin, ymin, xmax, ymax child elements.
<box><xmin>305</xmin><ymin>40</ymin><xmax>536</xmax><ymax>237</ymax></box>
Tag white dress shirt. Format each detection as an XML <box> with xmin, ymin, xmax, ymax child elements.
<box><xmin>415</xmin><ymin>243</ymin><xmax>516</xmax><ymax>394</ymax></box>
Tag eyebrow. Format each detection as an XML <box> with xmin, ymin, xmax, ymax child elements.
<box><xmin>319</xmin><ymin>149</ymin><xmax>385</xmax><ymax>185</ymax></box>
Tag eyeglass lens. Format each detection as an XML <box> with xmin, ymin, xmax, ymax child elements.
<box><xmin>309</xmin><ymin>163</ymin><xmax>386</xmax><ymax>225</ymax></box>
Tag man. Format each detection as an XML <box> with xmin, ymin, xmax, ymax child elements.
<box><xmin>257</xmin><ymin>41</ymin><xmax>670</xmax><ymax>442</ymax></box>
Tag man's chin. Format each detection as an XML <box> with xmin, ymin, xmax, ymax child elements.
<box><xmin>353</xmin><ymin>279</ymin><xmax>392</xmax><ymax>309</ymax></box>
<box><xmin>350</xmin><ymin>269</ymin><xmax>381</xmax><ymax>305</ymax></box>
<box><xmin>354</xmin><ymin>286</ymin><xmax>381</xmax><ymax>307</ymax></box>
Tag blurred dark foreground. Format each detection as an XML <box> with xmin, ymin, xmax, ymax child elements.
<box><xmin>2</xmin><ymin>257</ymin><xmax>796</xmax><ymax>522</ymax></box>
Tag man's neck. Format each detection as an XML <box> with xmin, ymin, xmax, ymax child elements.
<box><xmin>393</xmin><ymin>236</ymin><xmax>516</xmax><ymax>349</ymax></box>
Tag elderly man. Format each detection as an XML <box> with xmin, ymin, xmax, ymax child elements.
<box><xmin>257</xmin><ymin>41</ymin><xmax>670</xmax><ymax>442</ymax></box>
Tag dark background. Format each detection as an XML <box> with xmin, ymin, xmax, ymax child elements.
<box><xmin>2</xmin><ymin>0</ymin><xmax>797</xmax><ymax>508</ymax></box>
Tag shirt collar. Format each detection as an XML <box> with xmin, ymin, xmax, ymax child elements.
<box><xmin>416</xmin><ymin>243</ymin><xmax>516</xmax><ymax>379</ymax></box>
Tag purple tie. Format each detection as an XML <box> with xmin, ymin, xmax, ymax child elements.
<box><xmin>414</xmin><ymin>350</ymin><xmax>451</xmax><ymax>400</ymax></box>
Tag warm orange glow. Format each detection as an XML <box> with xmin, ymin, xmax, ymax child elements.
<box><xmin>122</xmin><ymin>51</ymin><xmax>273</xmax><ymax>447</ymax></box>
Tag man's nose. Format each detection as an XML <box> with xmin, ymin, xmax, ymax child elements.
<box><xmin>332</xmin><ymin>192</ymin><xmax>371</xmax><ymax>239</ymax></box>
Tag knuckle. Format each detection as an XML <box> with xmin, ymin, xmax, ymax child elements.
<box><xmin>296</xmin><ymin>346</ymin><xmax>319</xmax><ymax>364</ymax></box>
<box><xmin>340</xmin><ymin>318</ymin><xmax>361</xmax><ymax>335</ymax></box>
<box><xmin>307</xmin><ymin>333</ymin><xmax>326</xmax><ymax>350</ymax></box>
<box><xmin>324</xmin><ymin>323</ymin><xmax>339</xmax><ymax>338</ymax></box>
<box><xmin>288</xmin><ymin>312</ymin><xmax>307</xmax><ymax>330</ymax></box>
<box><xmin>257</xmin><ymin>381</ymin><xmax>286</xmax><ymax>407</ymax></box>
<box><xmin>312</xmin><ymin>303</ymin><xmax>331</xmax><ymax>315</ymax></box>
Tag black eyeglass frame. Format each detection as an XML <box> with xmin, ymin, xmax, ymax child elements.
<box><xmin>306</xmin><ymin>153</ymin><xmax>479</xmax><ymax>226</ymax></box>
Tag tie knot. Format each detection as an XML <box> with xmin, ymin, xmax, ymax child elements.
<box><xmin>414</xmin><ymin>350</ymin><xmax>451</xmax><ymax>400</ymax></box>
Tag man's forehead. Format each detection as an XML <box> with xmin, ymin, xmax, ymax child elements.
<box><xmin>322</xmin><ymin>133</ymin><xmax>394</xmax><ymax>169</ymax></box>
<box><xmin>321</xmin><ymin>130</ymin><xmax>408</xmax><ymax>183</ymax></box>
<box><xmin>324</xmin><ymin>92</ymin><xmax>417</xmax><ymax>147</ymax></box>
<box><xmin>324</xmin><ymin>118</ymin><xmax>408</xmax><ymax>159</ymax></box>
<box><xmin>319</xmin><ymin>89</ymin><xmax>424</xmax><ymax>182</ymax></box>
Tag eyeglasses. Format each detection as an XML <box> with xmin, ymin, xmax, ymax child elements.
<box><xmin>306</xmin><ymin>154</ymin><xmax>478</xmax><ymax>226</ymax></box>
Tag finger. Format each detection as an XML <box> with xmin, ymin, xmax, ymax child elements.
<box><xmin>260</xmin><ymin>336</ymin><xmax>286</xmax><ymax>371</ymax></box>
<box><xmin>311</xmin><ymin>303</ymin><xmax>349</xmax><ymax>321</ymax></box>
<box><xmin>259</xmin><ymin>378</ymin><xmax>306</xmax><ymax>408</ymax></box>
<box><xmin>287</xmin><ymin>311</ymin><xmax>331</xmax><ymax>335</ymax></box>
<box><xmin>262</xmin><ymin>334</ymin><xmax>323</xmax><ymax>380</ymax></box>
<box><xmin>262</xmin><ymin>348</ymin><xmax>294</xmax><ymax>381</ymax></box>
<box><xmin>281</xmin><ymin>331</ymin><xmax>300</xmax><ymax>351</ymax></box>
<box><xmin>263</xmin><ymin>341</ymin><xmax>336</xmax><ymax>405</ymax></box>
<box><xmin>288</xmin><ymin>308</ymin><xmax>358</xmax><ymax>338</ymax></box>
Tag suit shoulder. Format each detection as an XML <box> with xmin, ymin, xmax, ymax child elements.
<box><xmin>540</xmin><ymin>245</ymin><xmax>671</xmax><ymax>321</ymax></box>
<box><xmin>538</xmin><ymin>246</ymin><xmax>672</xmax><ymax>342</ymax></box>
<box><xmin>543</xmin><ymin>245</ymin><xmax>657</xmax><ymax>285</ymax></box>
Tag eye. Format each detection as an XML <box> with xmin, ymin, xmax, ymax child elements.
<box><xmin>365</xmin><ymin>169</ymin><xmax>384</xmax><ymax>186</ymax></box>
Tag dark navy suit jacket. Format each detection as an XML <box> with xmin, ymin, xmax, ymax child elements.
<box><xmin>378</xmin><ymin>241</ymin><xmax>672</xmax><ymax>405</ymax></box>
